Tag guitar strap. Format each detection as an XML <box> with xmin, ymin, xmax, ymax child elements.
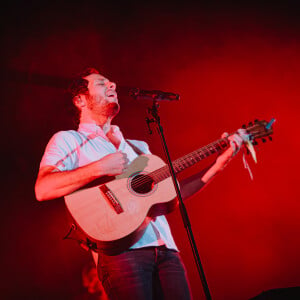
<box><xmin>126</xmin><ymin>139</ymin><xmax>145</xmax><ymax>156</ymax></box>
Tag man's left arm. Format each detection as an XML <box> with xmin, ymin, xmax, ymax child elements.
<box><xmin>180</xmin><ymin>130</ymin><xmax>247</xmax><ymax>200</ymax></box>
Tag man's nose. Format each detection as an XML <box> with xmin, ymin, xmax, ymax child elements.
<box><xmin>107</xmin><ymin>81</ymin><xmax>116</xmax><ymax>90</ymax></box>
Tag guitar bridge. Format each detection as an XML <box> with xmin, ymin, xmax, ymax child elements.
<box><xmin>99</xmin><ymin>185</ymin><xmax>124</xmax><ymax>214</ymax></box>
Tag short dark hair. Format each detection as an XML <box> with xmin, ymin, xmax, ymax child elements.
<box><xmin>68</xmin><ymin>67</ymin><xmax>100</xmax><ymax>126</ymax></box>
<box><xmin>68</xmin><ymin>67</ymin><xmax>100</xmax><ymax>98</ymax></box>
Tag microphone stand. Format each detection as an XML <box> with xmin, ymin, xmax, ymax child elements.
<box><xmin>146</xmin><ymin>100</ymin><xmax>212</xmax><ymax>300</ymax></box>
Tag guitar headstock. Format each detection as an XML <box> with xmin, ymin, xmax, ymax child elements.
<box><xmin>242</xmin><ymin>118</ymin><xmax>275</xmax><ymax>145</ymax></box>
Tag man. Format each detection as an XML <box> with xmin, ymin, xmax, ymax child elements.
<box><xmin>35</xmin><ymin>67</ymin><xmax>247</xmax><ymax>300</ymax></box>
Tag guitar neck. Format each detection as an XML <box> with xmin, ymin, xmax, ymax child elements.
<box><xmin>151</xmin><ymin>138</ymin><xmax>230</xmax><ymax>183</ymax></box>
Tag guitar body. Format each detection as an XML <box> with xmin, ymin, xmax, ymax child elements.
<box><xmin>64</xmin><ymin>154</ymin><xmax>178</xmax><ymax>254</ymax></box>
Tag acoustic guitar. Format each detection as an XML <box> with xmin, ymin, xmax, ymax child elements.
<box><xmin>64</xmin><ymin>119</ymin><xmax>274</xmax><ymax>254</ymax></box>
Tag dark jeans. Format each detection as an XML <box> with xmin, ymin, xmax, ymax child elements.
<box><xmin>97</xmin><ymin>245</ymin><xmax>192</xmax><ymax>300</ymax></box>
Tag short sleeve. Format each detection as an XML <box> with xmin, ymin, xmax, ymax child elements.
<box><xmin>39</xmin><ymin>131</ymin><xmax>80</xmax><ymax>171</ymax></box>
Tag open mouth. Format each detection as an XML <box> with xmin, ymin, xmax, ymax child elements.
<box><xmin>106</xmin><ymin>90</ymin><xmax>117</xmax><ymax>98</ymax></box>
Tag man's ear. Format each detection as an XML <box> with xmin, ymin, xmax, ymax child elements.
<box><xmin>73</xmin><ymin>95</ymin><xmax>86</xmax><ymax>108</ymax></box>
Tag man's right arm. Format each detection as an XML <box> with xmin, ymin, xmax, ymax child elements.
<box><xmin>35</xmin><ymin>151</ymin><xmax>128</xmax><ymax>201</ymax></box>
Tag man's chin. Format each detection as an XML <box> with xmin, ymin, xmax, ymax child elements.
<box><xmin>106</xmin><ymin>102</ymin><xmax>120</xmax><ymax>117</ymax></box>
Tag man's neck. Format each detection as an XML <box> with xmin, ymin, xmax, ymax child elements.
<box><xmin>80</xmin><ymin>115</ymin><xmax>112</xmax><ymax>134</ymax></box>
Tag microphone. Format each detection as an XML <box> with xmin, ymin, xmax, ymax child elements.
<box><xmin>129</xmin><ymin>88</ymin><xmax>180</xmax><ymax>101</ymax></box>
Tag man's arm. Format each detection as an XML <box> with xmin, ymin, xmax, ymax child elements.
<box><xmin>180</xmin><ymin>132</ymin><xmax>246</xmax><ymax>200</ymax></box>
<box><xmin>35</xmin><ymin>151</ymin><xmax>128</xmax><ymax>201</ymax></box>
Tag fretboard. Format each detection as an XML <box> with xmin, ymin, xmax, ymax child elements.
<box><xmin>151</xmin><ymin>138</ymin><xmax>229</xmax><ymax>183</ymax></box>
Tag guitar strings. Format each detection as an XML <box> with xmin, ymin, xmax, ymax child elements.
<box><xmin>130</xmin><ymin>138</ymin><xmax>229</xmax><ymax>189</ymax></box>
<box><xmin>131</xmin><ymin>139</ymin><xmax>227</xmax><ymax>188</ymax></box>
<box><xmin>131</xmin><ymin>124</ymin><xmax>267</xmax><ymax>188</ymax></box>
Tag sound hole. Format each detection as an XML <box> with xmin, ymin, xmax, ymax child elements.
<box><xmin>131</xmin><ymin>174</ymin><xmax>155</xmax><ymax>194</ymax></box>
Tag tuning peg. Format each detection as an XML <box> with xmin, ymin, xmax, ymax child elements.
<box><xmin>248</xmin><ymin>122</ymin><xmax>253</xmax><ymax>126</ymax></box>
<box><xmin>268</xmin><ymin>136</ymin><xmax>272</xmax><ymax>141</ymax></box>
<box><xmin>254</xmin><ymin>119</ymin><xmax>259</xmax><ymax>123</ymax></box>
<box><xmin>242</xmin><ymin>124</ymin><xmax>246</xmax><ymax>129</ymax></box>
<box><xmin>262</xmin><ymin>138</ymin><xmax>266</xmax><ymax>143</ymax></box>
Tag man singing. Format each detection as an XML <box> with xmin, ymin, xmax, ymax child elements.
<box><xmin>35</xmin><ymin>67</ymin><xmax>247</xmax><ymax>300</ymax></box>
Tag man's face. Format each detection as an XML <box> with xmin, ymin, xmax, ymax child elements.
<box><xmin>84</xmin><ymin>73</ymin><xmax>120</xmax><ymax>117</ymax></box>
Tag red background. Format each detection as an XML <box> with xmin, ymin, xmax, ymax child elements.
<box><xmin>1</xmin><ymin>2</ymin><xmax>299</xmax><ymax>299</ymax></box>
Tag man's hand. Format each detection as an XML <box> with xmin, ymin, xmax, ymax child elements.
<box><xmin>97</xmin><ymin>151</ymin><xmax>129</xmax><ymax>176</ymax></box>
<box><xmin>35</xmin><ymin>151</ymin><xmax>129</xmax><ymax>201</ymax></box>
<box><xmin>216</xmin><ymin>129</ymin><xmax>249</xmax><ymax>169</ymax></box>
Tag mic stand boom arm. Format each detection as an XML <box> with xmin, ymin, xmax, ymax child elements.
<box><xmin>146</xmin><ymin>100</ymin><xmax>212</xmax><ymax>300</ymax></box>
